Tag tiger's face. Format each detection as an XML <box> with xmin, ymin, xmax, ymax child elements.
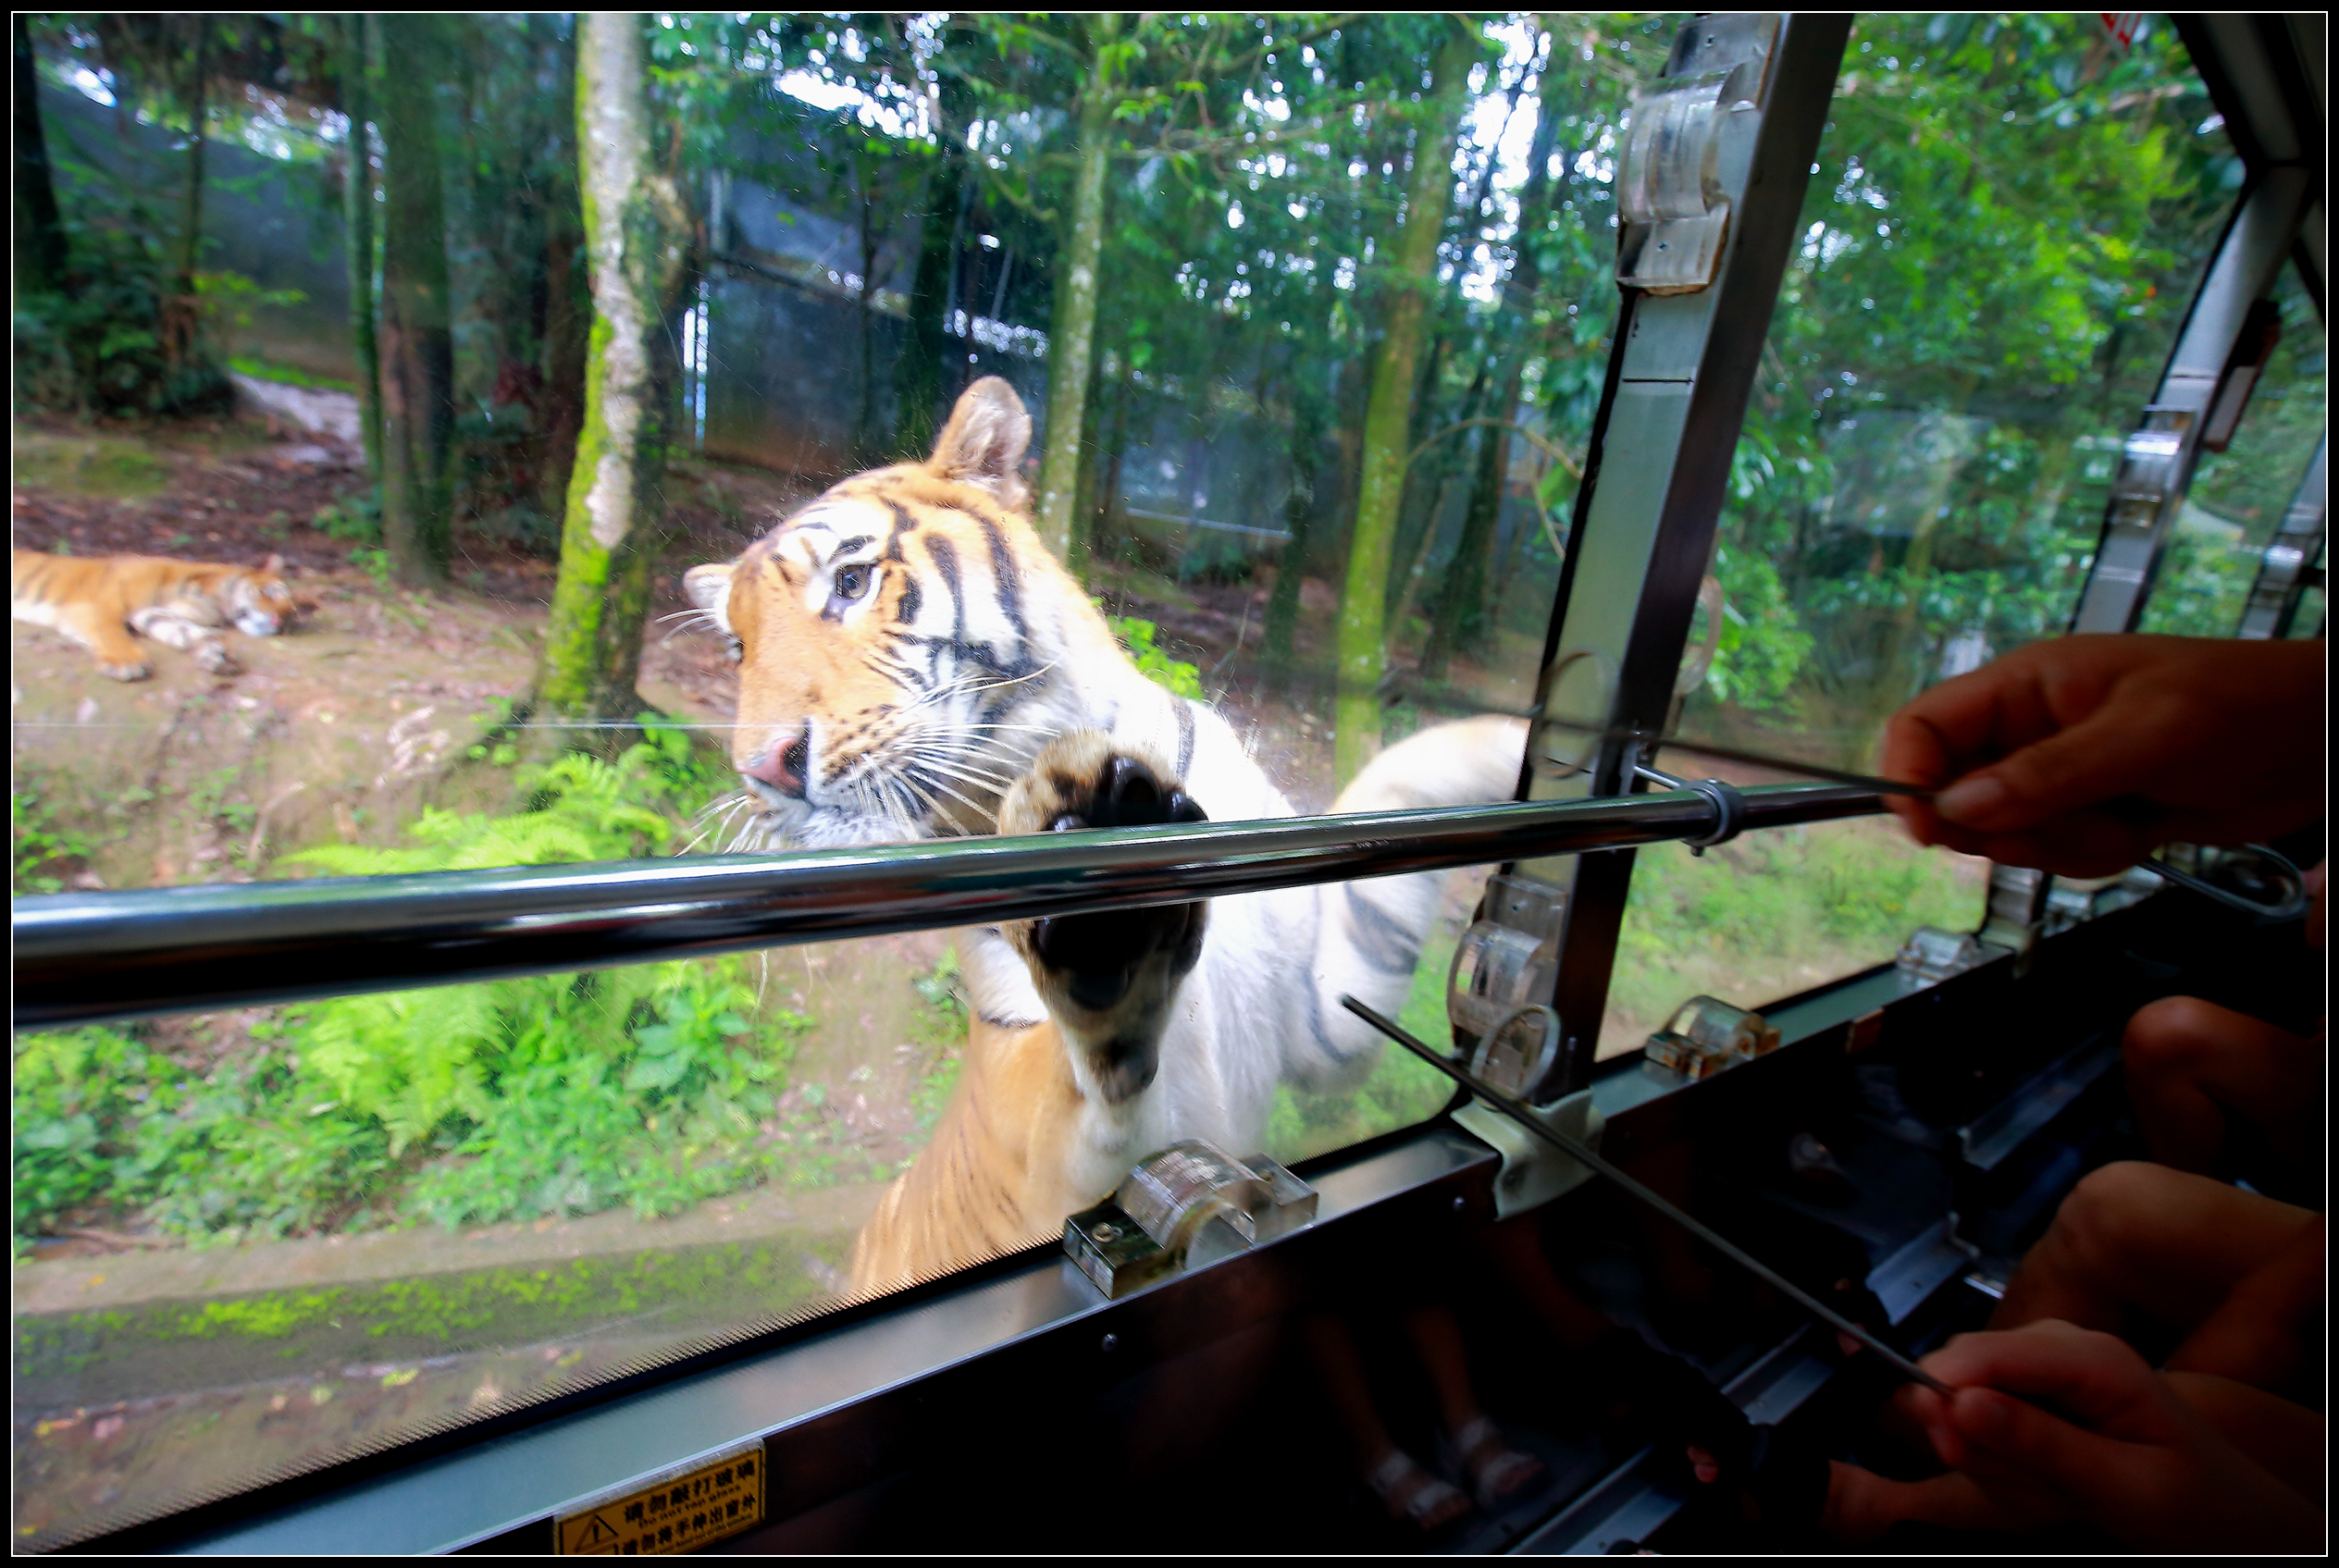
<box><xmin>687</xmin><ymin>377</ymin><xmax>1109</xmax><ymax>850</ymax></box>
<box><xmin>228</xmin><ymin>555</ymin><xmax>295</xmax><ymax>636</ymax></box>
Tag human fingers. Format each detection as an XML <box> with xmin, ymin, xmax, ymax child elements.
<box><xmin>1919</xmin><ymin>1322</ymin><xmax>2177</xmax><ymax>1438</ymax></box>
<box><xmin>1929</xmin><ymin>701</ymin><xmax>2184</xmax><ymax>839</ymax></box>
<box><xmin>1878</xmin><ymin>708</ymin><xmax>1956</xmax><ymax>846</ymax></box>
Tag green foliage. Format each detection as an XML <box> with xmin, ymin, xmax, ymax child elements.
<box><xmin>12</xmin><ymin>1027</ymin><xmax>155</xmax><ymax>1241</ymax></box>
<box><xmin>12</xmin><ymin>1023</ymin><xmax>392</xmax><ymax>1249</ymax></box>
<box><xmin>282</xmin><ymin>717</ymin><xmax>721</xmax><ymax>875</ymax></box>
<box><xmin>903</xmin><ymin>949</ymin><xmax>970</xmax><ymax>1153</ymax></box>
<box><xmin>12</xmin><ymin>232</ymin><xmax>232</xmax><ymax>419</ymax></box>
<box><xmin>348</xmin><ymin>545</ymin><xmax>394</xmax><ymax>586</ymax></box>
<box><xmin>10</xmin><ymin>719</ymin><xmax>803</xmax><ymax>1248</ymax></box>
<box><xmin>1606</xmin><ymin>826</ymin><xmax>1981</xmax><ymax>1043</ymax></box>
<box><xmin>1267</xmin><ymin>920</ymin><xmax>1458</xmax><ymax>1165</ymax></box>
<box><xmin>227</xmin><ymin>355</ymin><xmax>356</xmax><ymax>393</ymax></box>
<box><xmin>1702</xmin><ymin>15</ymin><xmax>2240</xmax><ymax>741</ymax></box>
<box><xmin>10</xmin><ymin>959</ymin><xmax>813</xmax><ymax>1245</ymax></box>
<box><xmin>313</xmin><ymin>491</ymin><xmax>383</xmax><ymax>542</ymax></box>
<box><xmin>1108</xmin><ymin>615</ymin><xmax>1205</xmax><ymax>699</ymax></box>
<box><xmin>13</xmin><ymin>777</ymin><xmax>92</xmax><ymax>895</ymax></box>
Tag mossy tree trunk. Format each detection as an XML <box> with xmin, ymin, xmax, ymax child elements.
<box><xmin>339</xmin><ymin>14</ymin><xmax>382</xmax><ymax>483</ymax></box>
<box><xmin>1331</xmin><ymin>23</ymin><xmax>1477</xmax><ymax>786</ymax></box>
<box><xmin>374</xmin><ymin>15</ymin><xmax>454</xmax><ymax>586</ymax></box>
<box><xmin>534</xmin><ymin>12</ymin><xmax>695</xmax><ymax>735</ymax></box>
<box><xmin>1032</xmin><ymin>13</ymin><xmax>1120</xmax><ymax>564</ymax></box>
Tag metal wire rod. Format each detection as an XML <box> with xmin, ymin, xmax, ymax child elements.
<box><xmin>1341</xmin><ymin>995</ymin><xmax>1954</xmax><ymax>1396</ymax></box>
<box><xmin>1536</xmin><ymin>714</ymin><xmax>1939</xmax><ymax>800</ymax></box>
<box><xmin>14</xmin><ymin>782</ymin><xmax>1886</xmax><ymax>1030</ymax></box>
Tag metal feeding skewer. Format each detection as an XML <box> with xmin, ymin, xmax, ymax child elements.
<box><xmin>1538</xmin><ymin>717</ymin><xmax>2308</xmax><ymax>920</ymax></box>
<box><xmin>1534</xmin><ymin>715</ymin><xmax>1938</xmax><ymax>801</ymax></box>
<box><xmin>1340</xmin><ymin>995</ymin><xmax>1953</xmax><ymax>1396</ymax></box>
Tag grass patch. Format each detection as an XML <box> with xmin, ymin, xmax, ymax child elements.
<box><xmin>15</xmin><ymin>1236</ymin><xmax>848</xmax><ymax>1410</ymax></box>
<box><xmin>226</xmin><ymin>355</ymin><xmax>358</xmax><ymax>394</ymax></box>
<box><xmin>1265</xmin><ymin>920</ymin><xmax>1461</xmax><ymax>1166</ymax></box>
<box><xmin>1603</xmin><ymin>818</ymin><xmax>1983</xmax><ymax>1054</ymax></box>
<box><xmin>9</xmin><ymin>426</ymin><xmax>172</xmax><ymax>500</ymax></box>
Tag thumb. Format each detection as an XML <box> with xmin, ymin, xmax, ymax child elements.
<box><xmin>1931</xmin><ymin>708</ymin><xmax>2171</xmax><ymax>834</ymax></box>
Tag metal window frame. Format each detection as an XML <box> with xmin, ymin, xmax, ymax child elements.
<box><xmin>2236</xmin><ymin>435</ymin><xmax>2327</xmax><ymax>640</ymax></box>
<box><xmin>18</xmin><ymin>11</ymin><xmax>2320</xmax><ymax>1555</ymax></box>
<box><xmin>2073</xmin><ymin>10</ymin><xmax>2326</xmax><ymax>634</ymax></box>
<box><xmin>1516</xmin><ymin>12</ymin><xmax>1852</xmax><ymax>1094</ymax></box>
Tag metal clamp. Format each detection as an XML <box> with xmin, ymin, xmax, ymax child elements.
<box><xmin>1634</xmin><ymin>759</ymin><xmax>1747</xmax><ymax>854</ymax></box>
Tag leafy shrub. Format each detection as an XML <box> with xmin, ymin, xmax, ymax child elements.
<box><xmin>312</xmin><ymin>491</ymin><xmax>382</xmax><ymax>543</ymax></box>
<box><xmin>13</xmin><ymin>777</ymin><xmax>92</xmax><ymax>894</ymax></box>
<box><xmin>11</xmin><ymin>1024</ymin><xmax>390</xmax><ymax>1249</ymax></box>
<box><xmin>282</xmin><ymin>716</ymin><xmax>722</xmax><ymax>875</ymax></box>
<box><xmin>1108</xmin><ymin>616</ymin><xmax>1206</xmax><ymax>699</ymax></box>
<box><xmin>10</xmin><ymin>227</ymin><xmax>233</xmax><ymax>419</ymax></box>
<box><xmin>11</xmin><ymin>720</ymin><xmax>799</xmax><ymax>1248</ymax></box>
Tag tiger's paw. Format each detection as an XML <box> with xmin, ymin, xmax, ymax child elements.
<box><xmin>193</xmin><ymin>640</ymin><xmax>240</xmax><ymax>675</ymax></box>
<box><xmin>998</xmin><ymin>732</ymin><xmax>1208</xmax><ymax>1105</ymax></box>
<box><xmin>99</xmin><ymin>659</ymin><xmax>153</xmax><ymax>683</ymax></box>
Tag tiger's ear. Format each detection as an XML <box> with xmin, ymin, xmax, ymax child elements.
<box><xmin>261</xmin><ymin>553</ymin><xmax>286</xmax><ymax>574</ymax></box>
<box><xmin>926</xmin><ymin>376</ymin><xmax>1031</xmax><ymax>509</ymax></box>
<box><xmin>683</xmin><ymin>562</ymin><xmax>735</xmax><ymax>630</ymax></box>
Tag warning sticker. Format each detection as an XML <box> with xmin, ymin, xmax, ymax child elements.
<box><xmin>555</xmin><ymin>1442</ymin><xmax>765</xmax><ymax>1555</ymax></box>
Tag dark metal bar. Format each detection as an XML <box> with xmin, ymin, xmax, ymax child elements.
<box><xmin>14</xmin><ymin>783</ymin><xmax>1887</xmax><ymax>1030</ymax></box>
<box><xmin>1342</xmin><ymin>996</ymin><xmax>1952</xmax><ymax>1396</ymax></box>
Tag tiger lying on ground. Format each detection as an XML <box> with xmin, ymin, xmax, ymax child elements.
<box><xmin>683</xmin><ymin>377</ymin><xmax>1527</xmax><ymax>1297</ymax></box>
<box><xmin>11</xmin><ymin>549</ymin><xmax>295</xmax><ymax>680</ymax></box>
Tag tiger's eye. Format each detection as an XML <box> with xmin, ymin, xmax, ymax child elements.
<box><xmin>835</xmin><ymin>564</ymin><xmax>872</xmax><ymax>600</ymax></box>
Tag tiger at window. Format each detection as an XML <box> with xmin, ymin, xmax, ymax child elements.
<box><xmin>11</xmin><ymin>549</ymin><xmax>295</xmax><ymax>680</ymax></box>
<box><xmin>683</xmin><ymin>377</ymin><xmax>1527</xmax><ymax>1296</ymax></box>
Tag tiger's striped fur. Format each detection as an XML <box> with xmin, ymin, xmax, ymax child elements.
<box><xmin>11</xmin><ymin>549</ymin><xmax>293</xmax><ymax>680</ymax></box>
<box><xmin>682</xmin><ymin>377</ymin><xmax>1526</xmax><ymax>1296</ymax></box>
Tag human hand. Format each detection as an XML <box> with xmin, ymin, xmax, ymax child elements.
<box><xmin>1879</xmin><ymin>636</ymin><xmax>2324</xmax><ymax>876</ymax></box>
<box><xmin>1897</xmin><ymin>1319</ymin><xmax>2323</xmax><ymax>1551</ymax></box>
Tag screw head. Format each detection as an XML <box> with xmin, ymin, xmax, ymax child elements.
<box><xmin>1100</xmin><ymin>1333</ymin><xmax>1119</xmax><ymax>1353</ymax></box>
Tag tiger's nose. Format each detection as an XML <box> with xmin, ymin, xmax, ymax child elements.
<box><xmin>743</xmin><ymin>722</ymin><xmax>811</xmax><ymax>797</ymax></box>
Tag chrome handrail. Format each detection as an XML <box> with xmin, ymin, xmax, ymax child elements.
<box><xmin>12</xmin><ymin>782</ymin><xmax>1883</xmax><ymax>1029</ymax></box>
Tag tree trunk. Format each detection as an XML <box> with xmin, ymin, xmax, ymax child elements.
<box><xmin>1091</xmin><ymin>356</ymin><xmax>1133</xmax><ymax>565</ymax></box>
<box><xmin>1262</xmin><ymin>385</ymin><xmax>1323</xmax><ymax>688</ymax></box>
<box><xmin>1331</xmin><ymin>24</ymin><xmax>1476</xmax><ymax>786</ymax></box>
<box><xmin>535</xmin><ymin>11</ymin><xmax>695</xmax><ymax>732</ymax></box>
<box><xmin>536</xmin><ymin>22</ymin><xmax>588</xmax><ymax>527</ymax></box>
<box><xmin>1032</xmin><ymin>14</ymin><xmax>1120</xmax><ymax>563</ymax></box>
<box><xmin>14</xmin><ymin>17</ymin><xmax>69</xmax><ymax>297</ymax></box>
<box><xmin>162</xmin><ymin>16</ymin><xmax>210</xmax><ymax>372</ymax></box>
<box><xmin>374</xmin><ymin>15</ymin><xmax>455</xmax><ymax>586</ymax></box>
<box><xmin>339</xmin><ymin>14</ymin><xmax>382</xmax><ymax>483</ymax></box>
<box><xmin>1421</xmin><ymin>72</ymin><xmax>1566</xmax><ymax>684</ymax></box>
<box><xmin>895</xmin><ymin>154</ymin><xmax>966</xmax><ymax>460</ymax></box>
<box><xmin>852</xmin><ymin>174</ymin><xmax>885</xmax><ymax>463</ymax></box>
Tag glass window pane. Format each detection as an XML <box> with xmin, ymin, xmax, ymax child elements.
<box><xmin>14</xmin><ymin>15</ymin><xmax>1687</xmax><ymax>1538</ymax></box>
<box><xmin>1602</xmin><ymin>13</ymin><xmax>2240</xmax><ymax>1057</ymax></box>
